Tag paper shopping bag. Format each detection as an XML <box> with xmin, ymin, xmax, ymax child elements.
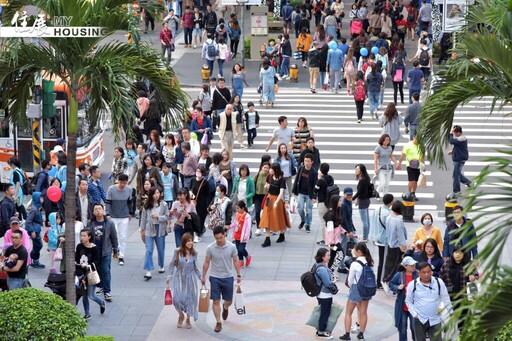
<box><xmin>418</xmin><ymin>173</ymin><xmax>427</xmax><ymax>188</ymax></box>
<box><xmin>198</xmin><ymin>285</ymin><xmax>210</xmax><ymax>313</ymax></box>
<box><xmin>234</xmin><ymin>285</ymin><xmax>246</xmax><ymax>315</ymax></box>
<box><xmin>164</xmin><ymin>287</ymin><xmax>173</xmax><ymax>305</ymax></box>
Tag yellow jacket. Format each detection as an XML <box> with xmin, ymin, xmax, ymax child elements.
<box><xmin>296</xmin><ymin>34</ymin><xmax>313</xmax><ymax>52</ymax></box>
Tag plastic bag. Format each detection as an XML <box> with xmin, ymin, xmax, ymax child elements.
<box><xmin>234</xmin><ymin>285</ymin><xmax>246</xmax><ymax>315</ymax></box>
<box><xmin>164</xmin><ymin>287</ymin><xmax>173</xmax><ymax>305</ymax></box>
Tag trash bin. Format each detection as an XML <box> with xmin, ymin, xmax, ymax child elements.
<box><xmin>290</xmin><ymin>64</ymin><xmax>298</xmax><ymax>83</ymax></box>
<box><xmin>201</xmin><ymin>64</ymin><xmax>210</xmax><ymax>82</ymax></box>
<box><xmin>402</xmin><ymin>200</ymin><xmax>415</xmax><ymax>222</ymax></box>
<box><xmin>445</xmin><ymin>193</ymin><xmax>458</xmax><ymax>221</ymax></box>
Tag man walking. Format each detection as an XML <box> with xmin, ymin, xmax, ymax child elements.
<box><xmin>180</xmin><ymin>142</ymin><xmax>199</xmax><ymax>188</ymax></box>
<box><xmin>308</xmin><ymin>42</ymin><xmax>320</xmax><ymax>93</ymax></box>
<box><xmin>405</xmin><ymin>262</ymin><xmax>452</xmax><ymax>341</ymax></box>
<box><xmin>34</xmin><ymin>159</ymin><xmax>51</xmax><ymax>196</ymax></box>
<box><xmin>326</xmin><ymin>44</ymin><xmax>343</xmax><ymax>93</ymax></box>
<box><xmin>160</xmin><ymin>22</ymin><xmax>174</xmax><ymax>63</ymax></box>
<box><xmin>417</xmin><ymin>0</ymin><xmax>432</xmax><ymax>33</ymax></box>
<box><xmin>201</xmin><ymin>225</ymin><xmax>241</xmax><ymax>333</ymax></box>
<box><xmin>76</xmin><ymin>179</ymin><xmax>93</xmax><ymax>227</ymax></box>
<box><xmin>88</xmin><ymin>165</ymin><xmax>107</xmax><ymax>205</ymax></box>
<box><xmin>0</xmin><ymin>229</ymin><xmax>29</xmax><ymax>290</ymax></box>
<box><xmin>88</xmin><ymin>204</ymin><xmax>119</xmax><ymax>302</ymax></box>
<box><xmin>265</xmin><ymin>115</ymin><xmax>295</xmax><ymax>152</ymax></box>
<box><xmin>314</xmin><ymin>163</ymin><xmax>335</xmax><ymax>244</ymax></box>
<box><xmin>292</xmin><ymin>154</ymin><xmax>318</xmax><ymax>233</ymax></box>
<box><xmin>406</xmin><ymin>61</ymin><xmax>425</xmax><ymax>103</ymax></box>
<box><xmin>370</xmin><ymin>193</ymin><xmax>394</xmax><ymax>288</ymax></box>
<box><xmin>25</xmin><ymin>192</ymin><xmax>45</xmax><ymax>269</ymax></box>
<box><xmin>211</xmin><ymin>78</ymin><xmax>231</xmax><ymax>131</ymax></box>
<box><xmin>105</xmin><ymin>174</ymin><xmax>133</xmax><ymax>267</ymax></box>
<box><xmin>298</xmin><ymin>137</ymin><xmax>321</xmax><ymax>170</ymax></box>
<box><xmin>219</xmin><ymin>104</ymin><xmax>237</xmax><ymax>158</ymax></box>
<box><xmin>404</xmin><ymin>92</ymin><xmax>421</xmax><ymax>140</ymax></box>
<box><xmin>449</xmin><ymin>125</ymin><xmax>471</xmax><ymax>196</ymax></box>
<box><xmin>0</xmin><ymin>184</ymin><xmax>17</xmax><ymax>238</ymax></box>
<box><xmin>443</xmin><ymin>205</ymin><xmax>478</xmax><ymax>260</ymax></box>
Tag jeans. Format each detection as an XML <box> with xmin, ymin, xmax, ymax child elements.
<box><xmin>329</xmin><ymin>70</ymin><xmax>341</xmax><ymax>91</ymax></box>
<box><xmin>380</xmin><ymin>87</ymin><xmax>385</xmax><ymax>106</ymax></box>
<box><xmin>206</xmin><ymin>59</ymin><xmax>215</xmax><ymax>78</ymax></box>
<box><xmin>111</xmin><ymin>217</ymin><xmax>129</xmax><ymax>259</ymax></box>
<box><xmin>297</xmin><ymin>193</ymin><xmax>313</xmax><ymax>226</ymax></box>
<box><xmin>359</xmin><ymin>207</ymin><xmax>370</xmax><ymax>240</ymax></box>
<box><xmin>414</xmin><ymin>319</ymin><xmax>442</xmax><ymax>341</ymax></box>
<box><xmin>317</xmin><ymin>202</ymin><xmax>328</xmax><ymax>240</ymax></box>
<box><xmin>235</xmin><ymin>240</ymin><xmax>248</xmax><ymax>261</ymax></box>
<box><xmin>7</xmin><ymin>277</ymin><xmax>26</xmax><ymax>290</ymax></box>
<box><xmin>317</xmin><ymin>297</ymin><xmax>333</xmax><ymax>332</ymax></box>
<box><xmin>319</xmin><ymin>71</ymin><xmax>326</xmax><ymax>86</ymax></box>
<box><xmin>378</xmin><ymin>169</ymin><xmax>393</xmax><ymax>196</ymax></box>
<box><xmin>409</xmin><ymin>125</ymin><xmax>418</xmax><ymax>140</ymax></box>
<box><xmin>144</xmin><ymin>225</ymin><xmax>166</xmax><ymax>270</ymax></box>
<box><xmin>83</xmin><ymin>283</ymin><xmax>105</xmax><ymax>315</ymax></box>
<box><xmin>174</xmin><ymin>224</ymin><xmax>184</xmax><ymax>248</ymax></box>
<box><xmin>30</xmin><ymin>233</ymin><xmax>43</xmax><ymax>262</ymax></box>
<box><xmin>98</xmin><ymin>254</ymin><xmax>112</xmax><ymax>294</ymax></box>
<box><xmin>183</xmin><ymin>175</ymin><xmax>194</xmax><ymax>190</ymax></box>
<box><xmin>162</xmin><ymin>44</ymin><xmax>172</xmax><ymax>63</ymax></box>
<box><xmin>393</xmin><ymin>81</ymin><xmax>404</xmax><ymax>104</ymax></box>
<box><xmin>452</xmin><ymin>160</ymin><xmax>471</xmax><ymax>193</ymax></box>
<box><xmin>184</xmin><ymin>27</ymin><xmax>192</xmax><ymax>45</ymax></box>
<box><xmin>368</xmin><ymin>91</ymin><xmax>380</xmax><ymax>115</ymax></box>
<box><xmin>409</xmin><ymin>89</ymin><xmax>421</xmax><ymax>104</ymax></box>
<box><xmin>230</xmin><ymin>39</ymin><xmax>239</xmax><ymax>56</ymax></box>
<box><xmin>399</xmin><ymin>310</ymin><xmax>416</xmax><ymax>341</ymax></box>
<box><xmin>247</xmin><ymin>128</ymin><xmax>257</xmax><ymax>146</ymax></box>
<box><xmin>280</xmin><ymin>55</ymin><xmax>290</xmax><ymax>76</ymax></box>
<box><xmin>217</xmin><ymin>59</ymin><xmax>225</xmax><ymax>77</ymax></box>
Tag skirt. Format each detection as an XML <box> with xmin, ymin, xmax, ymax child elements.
<box><xmin>259</xmin><ymin>194</ymin><xmax>290</xmax><ymax>232</ymax></box>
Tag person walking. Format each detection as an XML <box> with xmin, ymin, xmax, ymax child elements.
<box><xmin>404</xmin><ymin>238</ymin><xmax>445</xmax><ymax>278</ymax></box>
<box><xmin>339</xmin><ymin>242</ymin><xmax>374</xmax><ymax>340</ymax></box>
<box><xmin>405</xmin><ymin>262</ymin><xmax>452</xmax><ymax>341</ymax></box>
<box><xmin>397</xmin><ymin>134</ymin><xmax>425</xmax><ymax>201</ymax></box>
<box><xmin>391</xmin><ymin>53</ymin><xmax>406</xmax><ymax>105</ymax></box>
<box><xmin>412</xmin><ymin>213</ymin><xmax>443</xmax><ymax>252</ymax></box>
<box><xmin>253</xmin><ymin>162</ymin><xmax>270</xmax><ymax>236</ymax></box>
<box><xmin>191</xmin><ymin>6</ymin><xmax>203</xmax><ymax>49</ymax></box>
<box><xmin>25</xmin><ymin>192</ymin><xmax>45</xmax><ymax>269</ymax></box>
<box><xmin>274</xmin><ymin>143</ymin><xmax>298</xmax><ymax>204</ymax></box>
<box><xmin>353</xmin><ymin>71</ymin><xmax>366</xmax><ymax>123</ymax></box>
<box><xmin>374</xmin><ymin>134</ymin><xmax>397</xmax><ymax>197</ymax></box>
<box><xmin>369</xmin><ymin>193</ymin><xmax>394</xmax><ymax>289</ymax></box>
<box><xmin>170</xmin><ymin>188</ymin><xmax>197</xmax><ymax>248</ymax></box>
<box><xmin>352</xmin><ymin>164</ymin><xmax>372</xmax><ymax>242</ymax></box>
<box><xmin>160</xmin><ymin>22</ymin><xmax>174</xmax><ymax>63</ymax></box>
<box><xmin>308</xmin><ymin>42</ymin><xmax>321</xmax><ymax>93</ymax></box>
<box><xmin>449</xmin><ymin>125</ymin><xmax>472</xmax><ymax>196</ymax></box>
<box><xmin>181</xmin><ymin>6</ymin><xmax>194</xmax><ymax>48</ymax></box>
<box><xmin>259</xmin><ymin>59</ymin><xmax>277</xmax><ymax>108</ymax></box>
<box><xmin>297</xmin><ymin>28</ymin><xmax>313</xmax><ymax>68</ymax></box>
<box><xmin>367</xmin><ymin>64</ymin><xmax>384</xmax><ymax>119</ymax></box>
<box><xmin>0</xmin><ymin>185</ymin><xmax>17</xmax><ymax>239</ymax></box>
<box><xmin>406</xmin><ymin>61</ymin><xmax>424</xmax><ymax>103</ymax></box>
<box><xmin>314</xmin><ymin>163</ymin><xmax>335</xmax><ymax>245</ymax></box>
<box><xmin>389</xmin><ymin>256</ymin><xmax>419</xmax><ymax>341</ymax></box>
<box><xmin>443</xmin><ymin>205</ymin><xmax>478</xmax><ymax>260</ymax></box>
<box><xmin>227</xmin><ymin>20</ymin><xmax>241</xmax><ymax>59</ymax></box>
<box><xmin>201</xmin><ymin>33</ymin><xmax>218</xmax><ymax>77</ymax></box>
<box><xmin>244</xmin><ymin>102</ymin><xmax>260</xmax><ymax>148</ymax></box>
<box><xmin>0</xmin><ymin>229</ymin><xmax>29</xmax><ymax>290</ymax></box>
<box><xmin>265</xmin><ymin>116</ymin><xmax>295</xmax><ymax>153</ymax></box>
<box><xmin>200</xmin><ymin>225</ymin><xmax>241</xmax><ymax>333</ymax></box>
<box><xmin>278</xmin><ymin>34</ymin><xmax>292</xmax><ymax>80</ymax></box>
<box><xmin>230</xmin><ymin>201</ymin><xmax>252</xmax><ymax>268</ymax></box>
<box><xmin>230</xmin><ymin>63</ymin><xmax>249</xmax><ymax>99</ymax></box>
<box><xmin>88</xmin><ymin>165</ymin><xmax>107</xmax><ymax>206</ymax></box>
<box><xmin>292</xmin><ymin>154</ymin><xmax>318</xmax><ymax>233</ymax></box>
<box><xmin>75</xmin><ymin>229</ymin><xmax>106</xmax><ymax>320</ymax></box>
<box><xmin>379</xmin><ymin>103</ymin><xmax>404</xmax><ymax>151</ymax></box>
<box><xmin>7</xmin><ymin>157</ymin><xmax>27</xmax><ymax>221</ymax></box>
<box><xmin>404</xmin><ymin>92</ymin><xmax>421</xmax><ymax>140</ymax></box>
<box><xmin>326</xmin><ymin>43</ymin><xmax>343</xmax><ymax>94</ymax></box>
<box><xmin>313</xmin><ymin>247</ymin><xmax>338</xmax><ymax>339</ymax></box>
<box><xmin>167</xmin><ymin>233</ymin><xmax>202</xmax><ymax>329</ymax></box>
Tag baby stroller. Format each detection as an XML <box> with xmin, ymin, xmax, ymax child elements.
<box><xmin>44</xmin><ymin>273</ymin><xmax>84</xmax><ymax>303</ymax></box>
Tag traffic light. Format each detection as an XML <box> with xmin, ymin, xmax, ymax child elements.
<box><xmin>42</xmin><ymin>79</ymin><xmax>56</xmax><ymax>118</ymax></box>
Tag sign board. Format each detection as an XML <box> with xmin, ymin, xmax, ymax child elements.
<box><xmin>220</xmin><ymin>0</ymin><xmax>263</xmax><ymax>5</ymax></box>
<box><xmin>443</xmin><ymin>0</ymin><xmax>466</xmax><ymax>32</ymax></box>
<box><xmin>251</xmin><ymin>14</ymin><xmax>267</xmax><ymax>35</ymax></box>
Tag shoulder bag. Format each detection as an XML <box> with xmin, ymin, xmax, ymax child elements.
<box><xmin>87</xmin><ymin>263</ymin><xmax>101</xmax><ymax>286</ymax></box>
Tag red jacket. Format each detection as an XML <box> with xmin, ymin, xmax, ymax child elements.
<box><xmin>182</xmin><ymin>12</ymin><xmax>194</xmax><ymax>29</ymax></box>
<box><xmin>160</xmin><ymin>28</ymin><xmax>173</xmax><ymax>46</ymax></box>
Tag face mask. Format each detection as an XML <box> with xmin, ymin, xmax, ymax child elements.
<box><xmin>215</xmin><ymin>192</ymin><xmax>220</xmax><ymax>198</ymax></box>
<box><xmin>453</xmin><ymin>213</ymin><xmax>463</xmax><ymax>220</ymax></box>
<box><xmin>423</xmin><ymin>220</ymin><xmax>432</xmax><ymax>226</ymax></box>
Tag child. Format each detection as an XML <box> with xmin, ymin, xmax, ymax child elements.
<box><xmin>339</xmin><ymin>187</ymin><xmax>358</xmax><ymax>272</ymax></box>
<box><xmin>2</xmin><ymin>252</ymin><xmax>18</xmax><ymax>269</ymax></box>
<box><xmin>160</xmin><ymin>162</ymin><xmax>179</xmax><ymax>209</ymax></box>
<box><xmin>230</xmin><ymin>201</ymin><xmax>252</xmax><ymax>268</ymax></box>
<box><xmin>125</xmin><ymin>138</ymin><xmax>138</xmax><ymax>188</ymax></box>
<box><xmin>244</xmin><ymin>102</ymin><xmax>260</xmax><ymax>148</ymax></box>
<box><xmin>47</xmin><ymin>212</ymin><xmax>64</xmax><ymax>274</ymax></box>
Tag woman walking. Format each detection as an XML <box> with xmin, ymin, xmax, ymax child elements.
<box><xmin>253</xmin><ymin>162</ymin><xmax>270</xmax><ymax>236</ymax></box>
<box><xmin>313</xmin><ymin>247</ymin><xmax>338</xmax><ymax>339</ymax></box>
<box><xmin>379</xmin><ymin>103</ymin><xmax>404</xmax><ymax>151</ymax></box>
<box><xmin>412</xmin><ymin>213</ymin><xmax>443</xmax><ymax>252</ymax></box>
<box><xmin>137</xmin><ymin>154</ymin><xmax>164</xmax><ymax>194</ymax></box>
<box><xmin>293</xmin><ymin>117</ymin><xmax>314</xmax><ymax>161</ymax></box>
<box><xmin>404</xmin><ymin>238</ymin><xmax>444</xmax><ymax>278</ymax></box>
<box><xmin>141</xmin><ymin>187</ymin><xmax>169</xmax><ymax>279</ymax></box>
<box><xmin>167</xmin><ymin>233</ymin><xmax>201</xmax><ymax>329</ymax></box>
<box><xmin>391</xmin><ymin>53</ymin><xmax>406</xmax><ymax>105</ymax></box>
<box><xmin>260</xmin><ymin>163</ymin><xmax>291</xmax><ymax>247</ymax></box>
<box><xmin>340</xmin><ymin>242</ymin><xmax>374</xmax><ymax>340</ymax></box>
<box><xmin>352</xmin><ymin>164</ymin><xmax>372</xmax><ymax>242</ymax></box>
<box><xmin>231</xmin><ymin>164</ymin><xmax>256</xmax><ymax>215</ymax></box>
<box><xmin>231</xmin><ymin>63</ymin><xmax>249</xmax><ymax>99</ymax></box>
<box><xmin>374</xmin><ymin>134</ymin><xmax>397</xmax><ymax>196</ymax></box>
<box><xmin>208</xmin><ymin>184</ymin><xmax>233</xmax><ymax>232</ymax></box>
<box><xmin>259</xmin><ymin>59</ymin><xmax>276</xmax><ymax>108</ymax></box>
<box><xmin>366</xmin><ymin>63</ymin><xmax>384</xmax><ymax>119</ymax></box>
<box><xmin>344</xmin><ymin>48</ymin><xmax>357</xmax><ymax>94</ymax></box>
<box><xmin>111</xmin><ymin>147</ymin><xmax>128</xmax><ymax>184</ymax></box>
<box><xmin>75</xmin><ymin>229</ymin><xmax>106</xmax><ymax>320</ymax></box>
<box><xmin>190</xmin><ymin>167</ymin><xmax>210</xmax><ymax>242</ymax></box>
<box><xmin>273</xmin><ymin>143</ymin><xmax>298</xmax><ymax>203</ymax></box>
<box><xmin>170</xmin><ymin>188</ymin><xmax>197</xmax><ymax>248</ymax></box>
<box><xmin>353</xmin><ymin>71</ymin><xmax>366</xmax><ymax>123</ymax></box>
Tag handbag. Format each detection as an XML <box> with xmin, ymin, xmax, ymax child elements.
<box><xmin>305</xmin><ymin>302</ymin><xmax>343</xmax><ymax>332</ymax></box>
<box><xmin>54</xmin><ymin>243</ymin><xmax>63</xmax><ymax>261</ymax></box>
<box><xmin>289</xmin><ymin>196</ymin><xmax>297</xmax><ymax>214</ymax></box>
<box><xmin>164</xmin><ymin>286</ymin><xmax>173</xmax><ymax>305</ymax></box>
<box><xmin>234</xmin><ymin>285</ymin><xmax>246</xmax><ymax>315</ymax></box>
<box><xmin>170</xmin><ymin>43</ymin><xmax>175</xmax><ymax>52</ymax></box>
<box><xmin>87</xmin><ymin>263</ymin><xmax>101</xmax><ymax>286</ymax></box>
<box><xmin>418</xmin><ymin>173</ymin><xmax>427</xmax><ymax>188</ymax></box>
<box><xmin>198</xmin><ymin>285</ymin><xmax>210</xmax><ymax>312</ymax></box>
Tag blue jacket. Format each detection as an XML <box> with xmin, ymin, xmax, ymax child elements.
<box><xmin>443</xmin><ymin>217</ymin><xmax>478</xmax><ymax>259</ymax></box>
<box><xmin>0</xmin><ymin>196</ymin><xmax>16</xmax><ymax>234</ymax></box>
<box><xmin>449</xmin><ymin>133</ymin><xmax>469</xmax><ymax>162</ymax></box>
<box><xmin>190</xmin><ymin>116</ymin><xmax>213</xmax><ymax>143</ymax></box>
<box><xmin>315</xmin><ymin>263</ymin><xmax>335</xmax><ymax>293</ymax></box>
<box><xmin>25</xmin><ymin>192</ymin><xmax>43</xmax><ymax>234</ymax></box>
<box><xmin>227</xmin><ymin>26</ymin><xmax>241</xmax><ymax>40</ymax></box>
<box><xmin>34</xmin><ymin>170</ymin><xmax>50</xmax><ymax>196</ymax></box>
<box><xmin>282</xmin><ymin>4</ymin><xmax>293</xmax><ymax>21</ymax></box>
<box><xmin>341</xmin><ymin>199</ymin><xmax>355</xmax><ymax>233</ymax></box>
<box><xmin>326</xmin><ymin>48</ymin><xmax>343</xmax><ymax>70</ymax></box>
<box><xmin>369</xmin><ymin>204</ymin><xmax>391</xmax><ymax>245</ymax></box>
<box><xmin>47</xmin><ymin>212</ymin><xmax>63</xmax><ymax>250</ymax></box>
<box><xmin>273</xmin><ymin>151</ymin><xmax>298</xmax><ymax>177</ymax></box>
<box><xmin>389</xmin><ymin>270</ymin><xmax>419</xmax><ymax>330</ymax></box>
<box><xmin>367</xmin><ymin>72</ymin><xmax>384</xmax><ymax>93</ymax></box>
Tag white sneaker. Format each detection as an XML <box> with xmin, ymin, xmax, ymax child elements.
<box><xmin>254</xmin><ymin>228</ymin><xmax>262</xmax><ymax>236</ymax></box>
<box><xmin>193</xmin><ymin>44</ymin><xmax>197</xmax><ymax>49</ymax></box>
<box><xmin>144</xmin><ymin>271</ymin><xmax>152</xmax><ymax>279</ymax></box>
<box><xmin>351</xmin><ymin>322</ymin><xmax>360</xmax><ymax>334</ymax></box>
<box><xmin>381</xmin><ymin>281</ymin><xmax>391</xmax><ymax>296</ymax></box>
<box><xmin>194</xmin><ymin>235</ymin><xmax>201</xmax><ymax>243</ymax></box>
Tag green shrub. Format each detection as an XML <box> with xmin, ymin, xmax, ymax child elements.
<box><xmin>77</xmin><ymin>337</ymin><xmax>115</xmax><ymax>341</ymax></box>
<box><xmin>0</xmin><ymin>288</ymin><xmax>87</xmax><ymax>340</ymax></box>
<box><xmin>496</xmin><ymin>321</ymin><xmax>512</xmax><ymax>340</ymax></box>
<box><xmin>244</xmin><ymin>37</ymin><xmax>251</xmax><ymax>60</ymax></box>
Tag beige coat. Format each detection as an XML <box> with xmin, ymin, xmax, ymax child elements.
<box><xmin>219</xmin><ymin>111</ymin><xmax>238</xmax><ymax>139</ymax></box>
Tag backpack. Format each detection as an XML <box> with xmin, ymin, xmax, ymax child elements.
<box><xmin>24</xmin><ymin>171</ymin><xmax>43</xmax><ymax>195</ymax></box>
<box><xmin>14</xmin><ymin>169</ymin><xmax>31</xmax><ymax>196</ymax></box>
<box><xmin>207</xmin><ymin>201</ymin><xmax>225</xmax><ymax>230</ymax></box>
<box><xmin>355</xmin><ymin>260</ymin><xmax>377</xmax><ymax>300</ymax></box>
<box><xmin>368</xmin><ymin>182</ymin><xmax>378</xmax><ymax>198</ymax></box>
<box><xmin>353</xmin><ymin>80</ymin><xmax>366</xmax><ymax>101</ymax></box>
<box><xmin>393</xmin><ymin>68</ymin><xmax>403</xmax><ymax>82</ymax></box>
<box><xmin>207</xmin><ymin>13</ymin><xmax>216</xmax><ymax>26</ymax></box>
<box><xmin>184</xmin><ymin>211</ymin><xmax>202</xmax><ymax>235</ymax></box>
<box><xmin>300</xmin><ymin>264</ymin><xmax>322</xmax><ymax>297</ymax></box>
<box><xmin>314</xmin><ymin>2</ymin><xmax>322</xmax><ymax>14</ymax></box>
<box><xmin>412</xmin><ymin>277</ymin><xmax>441</xmax><ymax>297</ymax></box>
<box><xmin>206</xmin><ymin>41</ymin><xmax>218</xmax><ymax>58</ymax></box>
<box><xmin>419</xmin><ymin>48</ymin><xmax>430</xmax><ymax>66</ymax></box>
<box><xmin>294</xmin><ymin>12</ymin><xmax>301</xmax><ymax>26</ymax></box>
<box><xmin>324</xmin><ymin>183</ymin><xmax>340</xmax><ymax>209</ymax></box>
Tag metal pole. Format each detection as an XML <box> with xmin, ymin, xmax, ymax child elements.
<box><xmin>241</xmin><ymin>3</ymin><xmax>245</xmax><ymax>66</ymax></box>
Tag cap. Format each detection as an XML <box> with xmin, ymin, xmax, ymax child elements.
<box><xmin>343</xmin><ymin>187</ymin><xmax>353</xmax><ymax>195</ymax></box>
<box><xmin>401</xmin><ymin>256</ymin><xmax>417</xmax><ymax>267</ymax></box>
<box><xmin>56</xmin><ymin>138</ymin><xmax>66</xmax><ymax>146</ymax></box>
<box><xmin>10</xmin><ymin>216</ymin><xmax>20</xmax><ymax>225</ymax></box>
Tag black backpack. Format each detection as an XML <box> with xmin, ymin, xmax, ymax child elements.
<box><xmin>301</xmin><ymin>264</ymin><xmax>323</xmax><ymax>297</ymax></box>
<box><xmin>419</xmin><ymin>49</ymin><xmax>430</xmax><ymax>66</ymax></box>
<box><xmin>324</xmin><ymin>182</ymin><xmax>340</xmax><ymax>208</ymax></box>
<box><xmin>24</xmin><ymin>171</ymin><xmax>43</xmax><ymax>195</ymax></box>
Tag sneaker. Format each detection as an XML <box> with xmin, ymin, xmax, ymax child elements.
<box><xmin>357</xmin><ymin>332</ymin><xmax>364</xmax><ymax>340</ymax></box>
<box><xmin>245</xmin><ymin>255</ymin><xmax>252</xmax><ymax>267</ymax></box>
<box><xmin>159</xmin><ymin>268</ymin><xmax>165</xmax><ymax>273</ymax></box>
<box><xmin>104</xmin><ymin>293</ymin><xmax>112</xmax><ymax>302</ymax></box>
<box><xmin>84</xmin><ymin>314</ymin><xmax>91</xmax><ymax>320</ymax></box>
<box><xmin>118</xmin><ymin>258</ymin><xmax>124</xmax><ymax>266</ymax></box>
<box><xmin>360</xmin><ymin>239</ymin><xmax>368</xmax><ymax>243</ymax></box>
<box><xmin>214</xmin><ymin>322</ymin><xmax>222</xmax><ymax>332</ymax></box>
<box><xmin>316</xmin><ymin>240</ymin><xmax>325</xmax><ymax>245</ymax></box>
<box><xmin>298</xmin><ymin>221</ymin><xmax>305</xmax><ymax>230</ymax></box>
<box><xmin>193</xmin><ymin>235</ymin><xmax>200</xmax><ymax>243</ymax></box>
<box><xmin>305</xmin><ymin>225</ymin><xmax>311</xmax><ymax>233</ymax></box>
<box><xmin>30</xmin><ymin>261</ymin><xmax>46</xmax><ymax>269</ymax></box>
<box><xmin>412</xmin><ymin>193</ymin><xmax>419</xmax><ymax>201</ymax></box>
<box><xmin>239</xmin><ymin>261</ymin><xmax>245</xmax><ymax>268</ymax></box>
<box><xmin>317</xmin><ymin>331</ymin><xmax>333</xmax><ymax>339</ymax></box>
<box><xmin>351</xmin><ymin>322</ymin><xmax>360</xmax><ymax>334</ymax></box>
<box><xmin>254</xmin><ymin>228</ymin><xmax>262</xmax><ymax>236</ymax></box>
<box><xmin>381</xmin><ymin>281</ymin><xmax>391</xmax><ymax>296</ymax></box>
<box><xmin>96</xmin><ymin>287</ymin><xmax>103</xmax><ymax>294</ymax></box>
<box><xmin>222</xmin><ymin>305</ymin><xmax>229</xmax><ymax>320</ymax></box>
<box><xmin>339</xmin><ymin>333</ymin><xmax>351</xmax><ymax>340</ymax></box>
<box><xmin>337</xmin><ymin>267</ymin><xmax>349</xmax><ymax>274</ymax></box>
<box><xmin>193</xmin><ymin>44</ymin><xmax>197</xmax><ymax>49</ymax></box>
<box><xmin>357</xmin><ymin>119</ymin><xmax>361</xmax><ymax>124</ymax></box>
<box><xmin>100</xmin><ymin>304</ymin><xmax>106</xmax><ymax>315</ymax></box>
<box><xmin>144</xmin><ymin>271</ymin><xmax>152</xmax><ymax>280</ymax></box>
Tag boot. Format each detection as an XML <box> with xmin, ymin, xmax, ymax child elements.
<box><xmin>276</xmin><ymin>233</ymin><xmax>285</xmax><ymax>243</ymax></box>
<box><xmin>261</xmin><ymin>237</ymin><xmax>271</xmax><ymax>248</ymax></box>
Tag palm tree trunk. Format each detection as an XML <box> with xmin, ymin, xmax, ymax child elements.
<box><xmin>65</xmin><ymin>94</ymin><xmax>79</xmax><ymax>305</ymax></box>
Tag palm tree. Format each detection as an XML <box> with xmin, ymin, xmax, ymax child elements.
<box><xmin>0</xmin><ymin>0</ymin><xmax>188</xmax><ymax>304</ymax></box>
<box><xmin>418</xmin><ymin>1</ymin><xmax>512</xmax><ymax>339</ymax></box>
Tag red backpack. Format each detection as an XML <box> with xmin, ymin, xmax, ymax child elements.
<box><xmin>353</xmin><ymin>80</ymin><xmax>366</xmax><ymax>101</ymax></box>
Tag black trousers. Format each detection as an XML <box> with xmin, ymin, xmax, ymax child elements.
<box><xmin>393</xmin><ymin>81</ymin><xmax>404</xmax><ymax>104</ymax></box>
<box><xmin>355</xmin><ymin>100</ymin><xmax>364</xmax><ymax>120</ymax></box>
<box><xmin>383</xmin><ymin>246</ymin><xmax>403</xmax><ymax>282</ymax></box>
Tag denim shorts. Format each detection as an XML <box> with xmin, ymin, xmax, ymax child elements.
<box><xmin>210</xmin><ymin>276</ymin><xmax>234</xmax><ymax>301</ymax></box>
<box><xmin>348</xmin><ymin>284</ymin><xmax>363</xmax><ymax>303</ymax></box>
<box><xmin>193</xmin><ymin>27</ymin><xmax>202</xmax><ymax>37</ymax></box>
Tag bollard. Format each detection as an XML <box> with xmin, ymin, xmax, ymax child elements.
<box><xmin>201</xmin><ymin>64</ymin><xmax>210</xmax><ymax>82</ymax></box>
<box><xmin>445</xmin><ymin>193</ymin><xmax>458</xmax><ymax>221</ymax></box>
<box><xmin>290</xmin><ymin>64</ymin><xmax>298</xmax><ymax>83</ymax></box>
<box><xmin>402</xmin><ymin>200</ymin><xmax>415</xmax><ymax>222</ymax></box>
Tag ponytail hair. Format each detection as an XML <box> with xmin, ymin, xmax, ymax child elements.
<box><xmin>354</xmin><ymin>242</ymin><xmax>374</xmax><ymax>267</ymax></box>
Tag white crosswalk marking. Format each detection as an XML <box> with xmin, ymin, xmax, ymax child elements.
<box><xmin>185</xmin><ymin>87</ymin><xmax>512</xmax><ymax>212</ymax></box>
